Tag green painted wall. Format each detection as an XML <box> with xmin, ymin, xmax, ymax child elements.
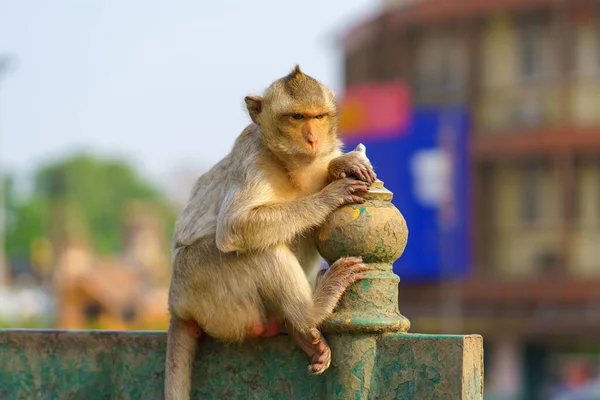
<box><xmin>0</xmin><ymin>330</ymin><xmax>483</xmax><ymax>399</ymax></box>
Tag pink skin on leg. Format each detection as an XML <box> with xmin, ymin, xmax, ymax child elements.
<box><xmin>249</xmin><ymin>319</ymin><xmax>284</xmax><ymax>338</ymax></box>
<box><xmin>259</xmin><ymin>319</ymin><xmax>282</xmax><ymax>338</ymax></box>
<box><xmin>185</xmin><ymin>320</ymin><xmax>202</xmax><ymax>339</ymax></box>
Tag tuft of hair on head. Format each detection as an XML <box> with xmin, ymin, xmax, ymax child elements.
<box><xmin>281</xmin><ymin>64</ymin><xmax>323</xmax><ymax>100</ymax></box>
<box><xmin>283</xmin><ymin>65</ymin><xmax>306</xmax><ymax>86</ymax></box>
<box><xmin>287</xmin><ymin>65</ymin><xmax>304</xmax><ymax>78</ymax></box>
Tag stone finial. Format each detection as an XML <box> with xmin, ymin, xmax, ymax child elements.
<box><xmin>315</xmin><ymin>144</ymin><xmax>410</xmax><ymax>334</ymax></box>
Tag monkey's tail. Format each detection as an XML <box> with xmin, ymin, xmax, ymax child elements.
<box><xmin>165</xmin><ymin>315</ymin><xmax>198</xmax><ymax>400</ymax></box>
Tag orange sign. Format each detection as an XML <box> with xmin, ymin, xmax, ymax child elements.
<box><xmin>338</xmin><ymin>81</ymin><xmax>410</xmax><ymax>139</ymax></box>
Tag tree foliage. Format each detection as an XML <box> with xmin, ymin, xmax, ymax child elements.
<box><xmin>4</xmin><ymin>153</ymin><xmax>176</xmax><ymax>258</ymax></box>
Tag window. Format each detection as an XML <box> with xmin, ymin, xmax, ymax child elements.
<box><xmin>519</xmin><ymin>16</ymin><xmax>544</xmax><ymax>81</ymax></box>
<box><xmin>439</xmin><ymin>43</ymin><xmax>461</xmax><ymax>93</ymax></box>
<box><xmin>597</xmin><ymin>4</ymin><xmax>600</xmax><ymax>72</ymax></box>
<box><xmin>567</xmin><ymin>24</ymin><xmax>579</xmax><ymax>75</ymax></box>
<box><xmin>597</xmin><ymin>158</ymin><xmax>600</xmax><ymax>221</ymax></box>
<box><xmin>413</xmin><ymin>30</ymin><xmax>464</xmax><ymax>99</ymax></box>
<box><xmin>572</xmin><ymin>163</ymin><xmax>582</xmax><ymax>222</ymax></box>
<box><xmin>520</xmin><ymin>162</ymin><xmax>542</xmax><ymax>225</ymax></box>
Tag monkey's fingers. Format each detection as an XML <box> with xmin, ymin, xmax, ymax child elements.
<box><xmin>344</xmin><ymin>195</ymin><xmax>366</xmax><ymax>205</ymax></box>
<box><xmin>362</xmin><ymin>165</ymin><xmax>376</xmax><ymax>185</ymax></box>
<box><xmin>369</xmin><ymin>169</ymin><xmax>377</xmax><ymax>185</ymax></box>
<box><xmin>350</xmin><ymin>167</ymin><xmax>368</xmax><ymax>182</ymax></box>
<box><xmin>349</xmin><ymin>180</ymin><xmax>369</xmax><ymax>192</ymax></box>
<box><xmin>354</xmin><ymin>160</ymin><xmax>376</xmax><ymax>184</ymax></box>
<box><xmin>360</xmin><ymin>166</ymin><xmax>374</xmax><ymax>184</ymax></box>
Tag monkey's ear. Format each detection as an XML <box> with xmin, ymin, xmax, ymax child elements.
<box><xmin>244</xmin><ymin>96</ymin><xmax>263</xmax><ymax>125</ymax></box>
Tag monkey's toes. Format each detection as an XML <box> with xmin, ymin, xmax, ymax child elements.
<box><xmin>308</xmin><ymin>358</ymin><xmax>330</xmax><ymax>375</ymax></box>
<box><xmin>308</xmin><ymin>328</ymin><xmax>321</xmax><ymax>345</ymax></box>
<box><xmin>307</xmin><ymin>338</ymin><xmax>331</xmax><ymax>375</ymax></box>
<box><xmin>292</xmin><ymin>328</ymin><xmax>332</xmax><ymax>375</ymax></box>
<box><xmin>330</xmin><ymin>256</ymin><xmax>363</xmax><ymax>270</ymax></box>
<box><xmin>351</xmin><ymin>263</ymin><xmax>369</xmax><ymax>273</ymax></box>
<box><xmin>342</xmin><ymin>263</ymin><xmax>368</xmax><ymax>285</ymax></box>
<box><xmin>328</xmin><ymin>256</ymin><xmax>367</xmax><ymax>283</ymax></box>
<box><xmin>341</xmin><ymin>255</ymin><xmax>363</xmax><ymax>263</ymax></box>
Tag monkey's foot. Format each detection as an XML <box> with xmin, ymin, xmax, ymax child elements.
<box><xmin>292</xmin><ymin>328</ymin><xmax>331</xmax><ymax>375</ymax></box>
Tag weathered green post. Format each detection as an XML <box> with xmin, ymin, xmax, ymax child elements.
<box><xmin>316</xmin><ymin>178</ymin><xmax>410</xmax><ymax>334</ymax></box>
<box><xmin>315</xmin><ymin>176</ymin><xmax>409</xmax><ymax>399</ymax></box>
<box><xmin>315</xmin><ymin>144</ymin><xmax>409</xmax><ymax>399</ymax></box>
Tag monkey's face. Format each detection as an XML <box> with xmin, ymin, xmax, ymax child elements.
<box><xmin>245</xmin><ymin>66</ymin><xmax>339</xmax><ymax>161</ymax></box>
<box><xmin>274</xmin><ymin>107</ymin><xmax>337</xmax><ymax>159</ymax></box>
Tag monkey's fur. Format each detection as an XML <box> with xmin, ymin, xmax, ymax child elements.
<box><xmin>165</xmin><ymin>65</ymin><xmax>377</xmax><ymax>400</ymax></box>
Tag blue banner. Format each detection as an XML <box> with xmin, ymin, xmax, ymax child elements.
<box><xmin>342</xmin><ymin>105</ymin><xmax>471</xmax><ymax>282</ymax></box>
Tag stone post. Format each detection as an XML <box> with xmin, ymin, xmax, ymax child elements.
<box><xmin>315</xmin><ymin>179</ymin><xmax>410</xmax><ymax>333</ymax></box>
<box><xmin>315</xmin><ymin>144</ymin><xmax>408</xmax><ymax>399</ymax></box>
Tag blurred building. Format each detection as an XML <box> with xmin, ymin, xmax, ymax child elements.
<box><xmin>340</xmin><ymin>0</ymin><xmax>600</xmax><ymax>398</ymax></box>
<box><xmin>52</xmin><ymin>201</ymin><xmax>170</xmax><ymax>331</ymax></box>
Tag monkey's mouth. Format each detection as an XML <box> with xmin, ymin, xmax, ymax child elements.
<box><xmin>297</xmin><ymin>150</ymin><xmax>319</xmax><ymax>160</ymax></box>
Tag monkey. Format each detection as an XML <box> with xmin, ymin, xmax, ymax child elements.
<box><xmin>164</xmin><ymin>65</ymin><xmax>377</xmax><ymax>400</ymax></box>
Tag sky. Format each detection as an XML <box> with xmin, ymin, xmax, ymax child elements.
<box><xmin>0</xmin><ymin>0</ymin><xmax>379</xmax><ymax>195</ymax></box>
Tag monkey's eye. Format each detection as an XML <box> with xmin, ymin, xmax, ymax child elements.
<box><xmin>291</xmin><ymin>114</ymin><xmax>304</xmax><ymax>120</ymax></box>
<box><xmin>315</xmin><ymin>114</ymin><xmax>325</xmax><ymax>120</ymax></box>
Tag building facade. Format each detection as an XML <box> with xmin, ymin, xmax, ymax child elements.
<box><xmin>341</xmin><ymin>0</ymin><xmax>600</xmax><ymax>398</ymax></box>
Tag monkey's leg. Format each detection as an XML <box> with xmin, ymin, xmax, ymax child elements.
<box><xmin>165</xmin><ymin>314</ymin><xmax>201</xmax><ymax>400</ymax></box>
<box><xmin>291</xmin><ymin>258</ymin><xmax>365</xmax><ymax>374</ymax></box>
<box><xmin>292</xmin><ymin>233</ymin><xmax>325</xmax><ymax>290</ymax></box>
<box><xmin>171</xmin><ymin>238</ymin><xmax>267</xmax><ymax>343</ymax></box>
<box><xmin>315</xmin><ymin>269</ymin><xmax>326</xmax><ymax>287</ymax></box>
<box><xmin>260</xmin><ymin>248</ymin><xmax>366</xmax><ymax>374</ymax></box>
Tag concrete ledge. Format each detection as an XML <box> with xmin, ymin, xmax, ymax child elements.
<box><xmin>0</xmin><ymin>330</ymin><xmax>483</xmax><ymax>399</ymax></box>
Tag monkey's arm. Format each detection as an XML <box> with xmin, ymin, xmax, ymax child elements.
<box><xmin>215</xmin><ymin>179</ymin><xmax>366</xmax><ymax>253</ymax></box>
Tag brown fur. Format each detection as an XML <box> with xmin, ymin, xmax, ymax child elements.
<box><xmin>164</xmin><ymin>66</ymin><xmax>376</xmax><ymax>400</ymax></box>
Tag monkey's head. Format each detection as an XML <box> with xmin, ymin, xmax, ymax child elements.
<box><xmin>245</xmin><ymin>65</ymin><xmax>338</xmax><ymax>162</ymax></box>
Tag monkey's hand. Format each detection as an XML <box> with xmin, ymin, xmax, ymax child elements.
<box><xmin>320</xmin><ymin>178</ymin><xmax>369</xmax><ymax>207</ymax></box>
<box><xmin>328</xmin><ymin>151</ymin><xmax>376</xmax><ymax>185</ymax></box>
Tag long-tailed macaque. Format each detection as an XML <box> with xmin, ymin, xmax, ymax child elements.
<box><xmin>165</xmin><ymin>65</ymin><xmax>377</xmax><ymax>400</ymax></box>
